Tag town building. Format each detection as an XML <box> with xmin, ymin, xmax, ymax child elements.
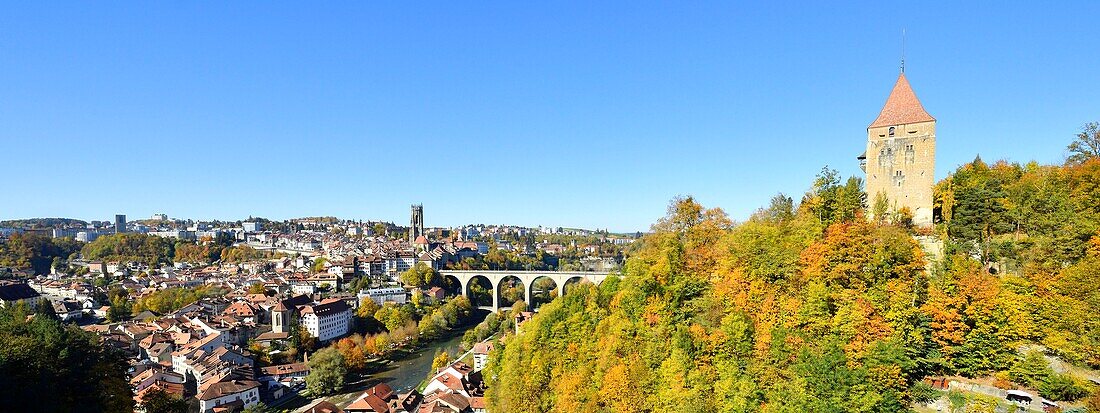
<box><xmin>419</xmin><ymin>361</ymin><xmax>485</xmax><ymax>413</ymax></box>
<box><xmin>359</xmin><ymin>287</ymin><xmax>407</xmax><ymax>306</ymax></box>
<box><xmin>197</xmin><ymin>379</ymin><xmax>260</xmax><ymax>413</ymax></box>
<box><xmin>258</xmin><ymin>362</ymin><xmax>310</xmax><ymax>383</ymax></box>
<box><xmin>76</xmin><ymin>231</ymin><xmax>101</xmax><ymax>242</ymax></box>
<box><xmin>270</xmin><ymin>300</ymin><xmax>290</xmax><ymax>334</ymax></box>
<box><xmin>50</xmin><ymin>299</ymin><xmax>84</xmax><ymax>321</ymax></box>
<box><xmin>471</xmin><ymin>342</ymin><xmax>494</xmax><ymax>372</ymax></box>
<box><xmin>0</xmin><ymin>282</ymin><xmax>42</xmax><ymax>308</ymax></box>
<box><xmin>300</xmin><ymin>298</ymin><xmax>352</xmax><ymax>342</ymax></box>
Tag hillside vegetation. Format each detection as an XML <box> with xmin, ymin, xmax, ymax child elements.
<box><xmin>486</xmin><ymin>126</ymin><xmax>1100</xmax><ymax>412</ymax></box>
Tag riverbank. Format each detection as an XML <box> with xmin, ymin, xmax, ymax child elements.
<box><xmin>364</xmin><ymin>324</ymin><xmax>472</xmax><ymax>393</ymax></box>
<box><xmin>282</xmin><ymin>310</ymin><xmax>490</xmax><ymax>412</ymax></box>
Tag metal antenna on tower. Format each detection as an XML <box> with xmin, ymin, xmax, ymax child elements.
<box><xmin>901</xmin><ymin>28</ymin><xmax>906</xmax><ymax>73</ymax></box>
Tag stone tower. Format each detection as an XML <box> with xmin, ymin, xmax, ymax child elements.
<box><xmin>409</xmin><ymin>204</ymin><xmax>424</xmax><ymax>243</ymax></box>
<box><xmin>859</xmin><ymin>72</ymin><xmax>936</xmax><ymax>227</ymax></box>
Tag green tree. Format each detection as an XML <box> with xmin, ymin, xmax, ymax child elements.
<box><xmin>35</xmin><ymin>297</ymin><xmax>60</xmax><ymax>321</ymax></box>
<box><xmin>468</xmin><ymin>279</ymin><xmax>493</xmax><ymax>307</ymax></box>
<box><xmin>1008</xmin><ymin>350</ymin><xmax>1051</xmax><ymax>387</ymax></box>
<box><xmin>241</xmin><ymin>402</ymin><xmax>279</xmax><ymax>413</ymax></box>
<box><xmin>311</xmin><ymin>257</ymin><xmax>327</xmax><ymax>274</ymax></box>
<box><xmin>140</xmin><ymin>388</ymin><xmax>189</xmax><ymax>413</ymax></box>
<box><xmin>802</xmin><ymin>167</ymin><xmax>865</xmax><ymax>228</ymax></box>
<box><xmin>0</xmin><ymin>304</ymin><xmax>134</xmax><ymax>412</ymax></box>
<box><xmin>1067</xmin><ymin>121</ymin><xmax>1100</xmax><ymax>165</ymax></box>
<box><xmin>872</xmin><ymin>191</ymin><xmax>890</xmax><ymax>224</ymax></box>
<box><xmin>305</xmin><ymin>347</ymin><xmax>346</xmax><ymax>396</ymax></box>
<box><xmin>400</xmin><ymin>262</ymin><xmax>450</xmax><ymax>289</ymax></box>
<box><xmin>761</xmin><ymin>193</ymin><xmax>795</xmax><ymax>222</ymax></box>
<box><xmin>1039</xmin><ymin>373</ymin><xmax>1089</xmax><ymax>401</ymax></box>
<box><xmin>947</xmin><ymin>158</ymin><xmax>1012</xmax><ymax>263</ymax></box>
<box><xmin>107</xmin><ymin>295</ymin><xmax>132</xmax><ymax>322</ymax></box>
<box><xmin>374</xmin><ymin>303</ymin><xmax>413</xmax><ymax>332</ymax></box>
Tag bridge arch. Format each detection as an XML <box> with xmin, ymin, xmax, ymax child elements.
<box><xmin>528</xmin><ymin>276</ymin><xmax>559</xmax><ymax>310</ymax></box>
<box><xmin>465</xmin><ymin>275</ymin><xmax>495</xmax><ymax>308</ymax></box>
<box><xmin>438</xmin><ymin>270</ymin><xmax>614</xmax><ymax>311</ymax></box>
<box><xmin>442</xmin><ymin>274</ymin><xmax>462</xmax><ymax>297</ymax></box>
<box><xmin>497</xmin><ymin>275</ymin><xmax>527</xmax><ymax>309</ymax></box>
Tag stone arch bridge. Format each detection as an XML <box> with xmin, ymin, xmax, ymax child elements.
<box><xmin>438</xmin><ymin>270</ymin><xmax>612</xmax><ymax>310</ymax></box>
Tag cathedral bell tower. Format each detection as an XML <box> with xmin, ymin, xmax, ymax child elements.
<box><xmin>860</xmin><ymin>72</ymin><xmax>936</xmax><ymax>227</ymax></box>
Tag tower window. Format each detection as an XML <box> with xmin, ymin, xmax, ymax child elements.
<box><xmin>889</xmin><ymin>126</ymin><xmax>896</xmax><ymax>136</ymax></box>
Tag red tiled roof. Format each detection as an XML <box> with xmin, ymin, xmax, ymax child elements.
<box><xmin>196</xmin><ymin>379</ymin><xmax>259</xmax><ymax>401</ymax></box>
<box><xmin>259</xmin><ymin>362</ymin><xmax>309</xmax><ymax>376</ymax></box>
<box><xmin>472</xmin><ymin>342</ymin><xmax>494</xmax><ymax>355</ymax></box>
<box><xmin>367</xmin><ymin>382</ymin><xmax>394</xmax><ymax>400</ymax></box>
<box><xmin>303</xmin><ymin>401</ymin><xmax>344</xmax><ymax>413</ymax></box>
<box><xmin>869</xmin><ymin>73</ymin><xmax>935</xmax><ymax>128</ymax></box>
<box><xmin>347</xmin><ymin>394</ymin><xmax>389</xmax><ymax>412</ymax></box>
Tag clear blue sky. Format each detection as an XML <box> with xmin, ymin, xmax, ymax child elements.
<box><xmin>2</xmin><ymin>2</ymin><xmax>1098</xmax><ymax>232</ymax></box>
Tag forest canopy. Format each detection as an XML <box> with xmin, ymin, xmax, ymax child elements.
<box><xmin>486</xmin><ymin>129</ymin><xmax>1100</xmax><ymax>412</ymax></box>
<box><xmin>0</xmin><ymin>303</ymin><xmax>134</xmax><ymax>412</ymax></box>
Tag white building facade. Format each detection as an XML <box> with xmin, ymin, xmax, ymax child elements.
<box><xmin>300</xmin><ymin>299</ymin><xmax>352</xmax><ymax>342</ymax></box>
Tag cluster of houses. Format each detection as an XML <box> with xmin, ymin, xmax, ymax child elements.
<box><xmin>61</xmin><ymin>286</ymin><xmax>358</xmax><ymax>413</ymax></box>
<box><xmin>0</xmin><ymin>215</ymin><xmax>638</xmax><ymax>413</ymax></box>
<box><xmin>0</xmin><ymin>280</ymin><xmax>90</xmax><ymax>322</ymax></box>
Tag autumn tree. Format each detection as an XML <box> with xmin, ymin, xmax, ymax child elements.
<box><xmin>335</xmin><ymin>335</ymin><xmax>367</xmax><ymax>372</ymax></box>
<box><xmin>400</xmin><ymin>262</ymin><xmax>451</xmax><ymax>289</ymax></box>
<box><xmin>486</xmin><ymin>148</ymin><xmax>1100</xmax><ymax>413</ymax></box>
<box><xmin>431</xmin><ymin>350</ymin><xmax>451</xmax><ymax>372</ymax></box>
<box><xmin>357</xmin><ymin>297</ymin><xmax>380</xmax><ymax>319</ymax></box>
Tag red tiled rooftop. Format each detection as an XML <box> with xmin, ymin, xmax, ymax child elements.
<box><xmin>869</xmin><ymin>73</ymin><xmax>935</xmax><ymax>128</ymax></box>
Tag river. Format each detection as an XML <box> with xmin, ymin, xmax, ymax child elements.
<box><xmin>367</xmin><ymin>313</ymin><xmax>487</xmax><ymax>394</ymax></box>
<box><xmin>283</xmin><ymin>314</ymin><xmax>489</xmax><ymax>412</ymax></box>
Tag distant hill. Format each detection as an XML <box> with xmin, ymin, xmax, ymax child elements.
<box><xmin>0</xmin><ymin>218</ymin><xmax>88</xmax><ymax>229</ymax></box>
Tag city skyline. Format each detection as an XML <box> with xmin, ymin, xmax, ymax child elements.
<box><xmin>3</xmin><ymin>2</ymin><xmax>1099</xmax><ymax>232</ymax></box>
